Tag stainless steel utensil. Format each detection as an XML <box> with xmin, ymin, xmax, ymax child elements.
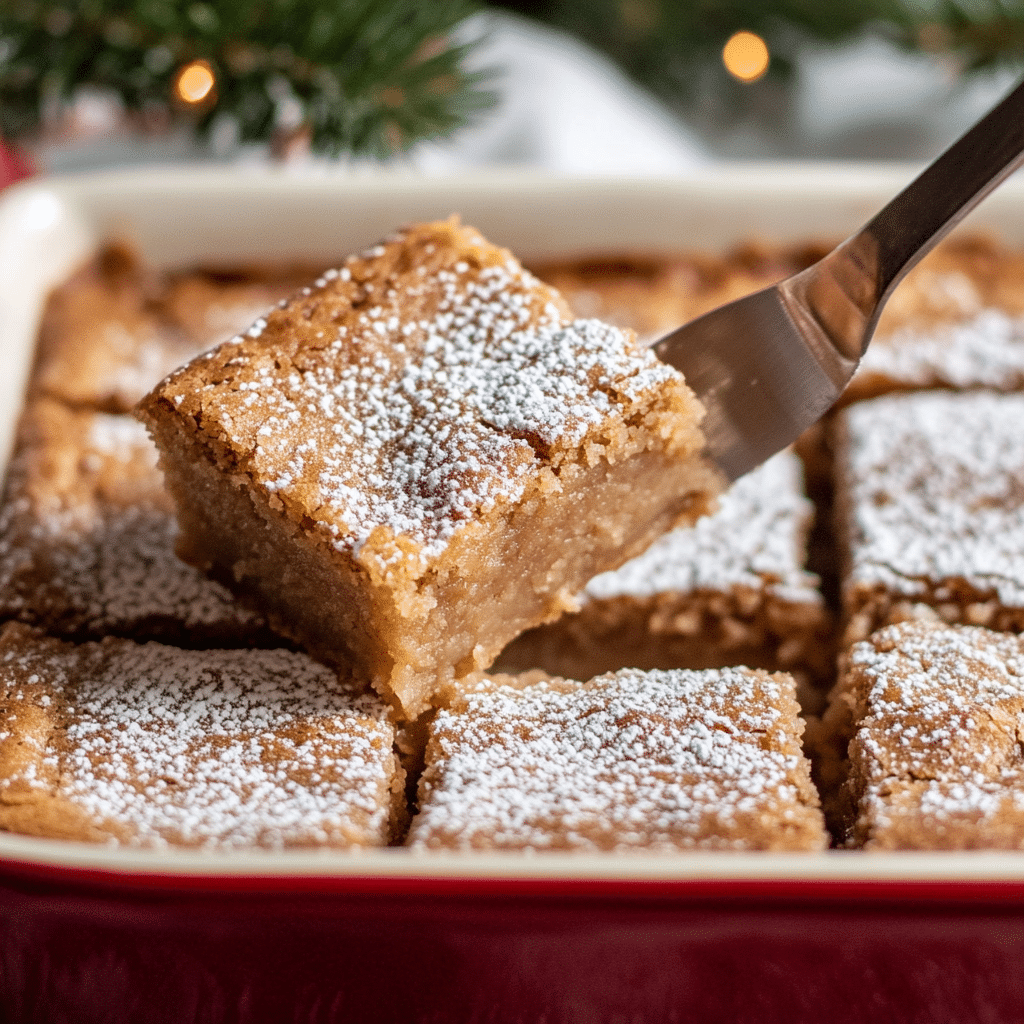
<box><xmin>655</xmin><ymin>78</ymin><xmax>1024</xmax><ymax>481</ymax></box>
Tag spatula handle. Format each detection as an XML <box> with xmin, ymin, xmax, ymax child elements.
<box><xmin>866</xmin><ymin>76</ymin><xmax>1024</xmax><ymax>321</ymax></box>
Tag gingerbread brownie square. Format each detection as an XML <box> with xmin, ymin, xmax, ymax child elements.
<box><xmin>834</xmin><ymin>389</ymin><xmax>1024</xmax><ymax>645</ymax></box>
<box><xmin>137</xmin><ymin>219</ymin><xmax>719</xmax><ymax>719</ymax></box>
<box><xmin>0</xmin><ymin>622</ymin><xmax>402</xmax><ymax>849</ymax></box>
<box><xmin>0</xmin><ymin>399</ymin><xmax>276</xmax><ymax>646</ymax></box>
<box><xmin>821</xmin><ymin>619</ymin><xmax>1024</xmax><ymax>849</ymax></box>
<box><xmin>408</xmin><ymin>665</ymin><xmax>826</xmax><ymax>851</ymax></box>
<box><xmin>496</xmin><ymin>450</ymin><xmax>834</xmax><ymax>710</ymax></box>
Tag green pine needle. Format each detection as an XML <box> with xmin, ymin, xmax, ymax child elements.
<box><xmin>0</xmin><ymin>0</ymin><xmax>496</xmax><ymax>158</ymax></box>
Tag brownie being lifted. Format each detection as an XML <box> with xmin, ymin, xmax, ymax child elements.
<box><xmin>137</xmin><ymin>219</ymin><xmax>719</xmax><ymax>719</ymax></box>
<box><xmin>496</xmin><ymin>450</ymin><xmax>833</xmax><ymax>712</ymax></box>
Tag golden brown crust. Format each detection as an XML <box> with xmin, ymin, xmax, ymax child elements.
<box><xmin>845</xmin><ymin>234</ymin><xmax>1024</xmax><ymax>405</ymax></box>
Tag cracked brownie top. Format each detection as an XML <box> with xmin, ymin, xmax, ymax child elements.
<box><xmin>139</xmin><ymin>219</ymin><xmax>700</xmax><ymax>563</ymax></box>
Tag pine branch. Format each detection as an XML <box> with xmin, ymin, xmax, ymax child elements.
<box><xmin>0</xmin><ymin>0</ymin><xmax>495</xmax><ymax>158</ymax></box>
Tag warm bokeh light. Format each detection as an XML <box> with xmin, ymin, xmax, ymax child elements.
<box><xmin>722</xmin><ymin>31</ymin><xmax>770</xmax><ymax>83</ymax></box>
<box><xmin>174</xmin><ymin>60</ymin><xmax>216</xmax><ymax>105</ymax></box>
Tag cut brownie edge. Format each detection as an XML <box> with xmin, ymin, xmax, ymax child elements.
<box><xmin>493</xmin><ymin>450</ymin><xmax>834</xmax><ymax>712</ymax></box>
<box><xmin>495</xmin><ymin>587</ymin><xmax>833</xmax><ymax>714</ymax></box>
<box><xmin>143</xmin><ymin>400</ymin><xmax>719</xmax><ymax>719</ymax></box>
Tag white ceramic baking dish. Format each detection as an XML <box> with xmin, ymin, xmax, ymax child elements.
<box><xmin>3</xmin><ymin>166</ymin><xmax>1024</xmax><ymax>1024</ymax></box>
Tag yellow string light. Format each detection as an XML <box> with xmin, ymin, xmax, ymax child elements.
<box><xmin>174</xmin><ymin>60</ymin><xmax>216</xmax><ymax>105</ymax></box>
<box><xmin>722</xmin><ymin>31</ymin><xmax>770</xmax><ymax>83</ymax></box>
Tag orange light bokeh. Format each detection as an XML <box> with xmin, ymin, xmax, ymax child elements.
<box><xmin>174</xmin><ymin>60</ymin><xmax>216</xmax><ymax>104</ymax></box>
<box><xmin>722</xmin><ymin>31</ymin><xmax>770</xmax><ymax>83</ymax></box>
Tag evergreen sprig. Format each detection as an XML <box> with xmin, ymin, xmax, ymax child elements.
<box><xmin>0</xmin><ymin>0</ymin><xmax>495</xmax><ymax>158</ymax></box>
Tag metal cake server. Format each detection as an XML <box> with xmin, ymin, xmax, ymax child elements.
<box><xmin>655</xmin><ymin>77</ymin><xmax>1024</xmax><ymax>482</ymax></box>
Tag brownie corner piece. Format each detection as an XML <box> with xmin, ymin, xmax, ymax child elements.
<box><xmin>0</xmin><ymin>622</ymin><xmax>403</xmax><ymax>849</ymax></box>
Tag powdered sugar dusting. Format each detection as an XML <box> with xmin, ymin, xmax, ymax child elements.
<box><xmin>838</xmin><ymin>390</ymin><xmax>1024</xmax><ymax>607</ymax></box>
<box><xmin>858</xmin><ymin>308</ymin><xmax>1024</xmax><ymax>391</ymax></box>
<box><xmin>844</xmin><ymin>620</ymin><xmax>1024</xmax><ymax>847</ymax></box>
<box><xmin>585</xmin><ymin>450</ymin><xmax>819</xmax><ymax>602</ymax></box>
<box><xmin>162</xmin><ymin>225</ymin><xmax>685</xmax><ymax>558</ymax></box>
<box><xmin>0</xmin><ymin>404</ymin><xmax>269</xmax><ymax>642</ymax></box>
<box><xmin>0</xmin><ymin>634</ymin><xmax>397</xmax><ymax>849</ymax></box>
<box><xmin>409</xmin><ymin>666</ymin><xmax>824</xmax><ymax>851</ymax></box>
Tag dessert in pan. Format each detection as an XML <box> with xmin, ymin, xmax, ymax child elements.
<box><xmin>31</xmin><ymin>240</ymin><xmax>321</xmax><ymax>414</ymax></box>
<box><xmin>0</xmin><ymin>622</ymin><xmax>402</xmax><ymax>848</ymax></box>
<box><xmin>834</xmin><ymin>389</ymin><xmax>1024</xmax><ymax>646</ymax></box>
<box><xmin>411</xmin><ymin>665</ymin><xmax>826</xmax><ymax>852</ymax></box>
<box><xmin>3</xmin><ymin>220</ymin><xmax>1024</xmax><ymax>852</ymax></box>
<box><xmin>820</xmin><ymin>619</ymin><xmax>1024</xmax><ymax>850</ymax></box>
